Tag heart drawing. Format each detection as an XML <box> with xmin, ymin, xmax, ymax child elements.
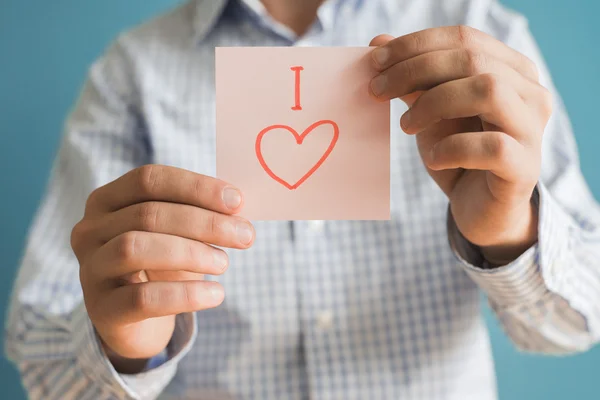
<box><xmin>255</xmin><ymin>120</ymin><xmax>339</xmax><ymax>190</ymax></box>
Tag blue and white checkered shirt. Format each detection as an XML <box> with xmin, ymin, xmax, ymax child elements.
<box><xmin>6</xmin><ymin>0</ymin><xmax>600</xmax><ymax>399</ymax></box>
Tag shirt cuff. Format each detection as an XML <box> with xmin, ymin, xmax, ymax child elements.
<box><xmin>448</xmin><ymin>183</ymin><xmax>574</xmax><ymax>309</ymax></box>
<box><xmin>72</xmin><ymin>303</ymin><xmax>197</xmax><ymax>399</ymax></box>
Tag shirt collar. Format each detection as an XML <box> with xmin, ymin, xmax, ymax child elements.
<box><xmin>192</xmin><ymin>0</ymin><xmax>230</xmax><ymax>44</ymax></box>
<box><xmin>192</xmin><ymin>0</ymin><xmax>365</xmax><ymax>43</ymax></box>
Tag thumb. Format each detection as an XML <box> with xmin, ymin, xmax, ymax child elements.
<box><xmin>369</xmin><ymin>34</ymin><xmax>394</xmax><ymax>47</ymax></box>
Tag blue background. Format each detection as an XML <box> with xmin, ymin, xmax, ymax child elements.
<box><xmin>1</xmin><ymin>1</ymin><xmax>598</xmax><ymax>398</ymax></box>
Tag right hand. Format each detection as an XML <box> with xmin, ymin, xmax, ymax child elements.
<box><xmin>70</xmin><ymin>165</ymin><xmax>254</xmax><ymax>370</ymax></box>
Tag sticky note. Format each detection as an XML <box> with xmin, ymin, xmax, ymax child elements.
<box><xmin>216</xmin><ymin>47</ymin><xmax>390</xmax><ymax>220</ymax></box>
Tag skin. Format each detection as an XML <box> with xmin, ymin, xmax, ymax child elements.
<box><xmin>71</xmin><ymin>3</ymin><xmax>550</xmax><ymax>374</ymax></box>
<box><xmin>71</xmin><ymin>166</ymin><xmax>255</xmax><ymax>373</ymax></box>
<box><xmin>260</xmin><ymin>0</ymin><xmax>324</xmax><ymax>35</ymax></box>
<box><xmin>72</xmin><ymin>0</ymin><xmax>325</xmax><ymax>376</ymax></box>
<box><xmin>368</xmin><ymin>28</ymin><xmax>549</xmax><ymax>264</ymax></box>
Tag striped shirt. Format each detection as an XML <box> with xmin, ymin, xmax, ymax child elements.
<box><xmin>5</xmin><ymin>0</ymin><xmax>600</xmax><ymax>399</ymax></box>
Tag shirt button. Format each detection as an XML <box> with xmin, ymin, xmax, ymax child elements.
<box><xmin>309</xmin><ymin>220</ymin><xmax>325</xmax><ymax>232</ymax></box>
<box><xmin>316</xmin><ymin>310</ymin><xmax>334</xmax><ymax>330</ymax></box>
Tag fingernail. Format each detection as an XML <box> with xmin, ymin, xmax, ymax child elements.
<box><xmin>210</xmin><ymin>285</ymin><xmax>224</xmax><ymax>302</ymax></box>
<box><xmin>213</xmin><ymin>251</ymin><xmax>228</xmax><ymax>269</ymax></box>
<box><xmin>370</xmin><ymin>75</ymin><xmax>387</xmax><ymax>97</ymax></box>
<box><xmin>400</xmin><ymin>110</ymin><xmax>412</xmax><ymax>131</ymax></box>
<box><xmin>236</xmin><ymin>222</ymin><xmax>254</xmax><ymax>245</ymax></box>
<box><xmin>222</xmin><ymin>187</ymin><xmax>242</xmax><ymax>210</ymax></box>
<box><xmin>372</xmin><ymin>47</ymin><xmax>389</xmax><ymax>67</ymax></box>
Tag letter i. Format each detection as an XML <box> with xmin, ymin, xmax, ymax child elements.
<box><xmin>291</xmin><ymin>66</ymin><xmax>304</xmax><ymax>110</ymax></box>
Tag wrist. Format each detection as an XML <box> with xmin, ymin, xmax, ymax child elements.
<box><xmin>480</xmin><ymin>201</ymin><xmax>538</xmax><ymax>266</ymax></box>
<box><xmin>101</xmin><ymin>338</ymin><xmax>152</xmax><ymax>374</ymax></box>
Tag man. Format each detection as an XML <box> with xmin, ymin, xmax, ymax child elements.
<box><xmin>6</xmin><ymin>0</ymin><xmax>600</xmax><ymax>399</ymax></box>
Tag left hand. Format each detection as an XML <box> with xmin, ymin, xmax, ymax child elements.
<box><xmin>369</xmin><ymin>26</ymin><xmax>553</xmax><ymax>264</ymax></box>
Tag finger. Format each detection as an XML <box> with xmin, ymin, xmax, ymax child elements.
<box><xmin>371</xmin><ymin>26</ymin><xmax>539</xmax><ymax>82</ymax></box>
<box><xmin>401</xmin><ymin>74</ymin><xmax>534</xmax><ymax>139</ymax></box>
<box><xmin>98</xmin><ymin>202</ymin><xmax>255</xmax><ymax>249</ymax></box>
<box><xmin>369</xmin><ymin>34</ymin><xmax>394</xmax><ymax>47</ymax></box>
<box><xmin>425</xmin><ymin>131</ymin><xmax>533</xmax><ymax>182</ymax></box>
<box><xmin>86</xmin><ymin>165</ymin><xmax>244</xmax><ymax>215</ymax></box>
<box><xmin>103</xmin><ymin>280</ymin><xmax>224</xmax><ymax>324</ymax></box>
<box><xmin>92</xmin><ymin>231</ymin><xmax>229</xmax><ymax>280</ymax></box>
<box><xmin>370</xmin><ymin>48</ymin><xmax>533</xmax><ymax>100</ymax></box>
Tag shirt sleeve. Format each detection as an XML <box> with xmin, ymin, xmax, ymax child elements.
<box><xmin>4</xmin><ymin>35</ymin><xmax>197</xmax><ymax>399</ymax></box>
<box><xmin>449</xmin><ymin>1</ymin><xmax>600</xmax><ymax>354</ymax></box>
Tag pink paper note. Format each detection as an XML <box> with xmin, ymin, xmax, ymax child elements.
<box><xmin>216</xmin><ymin>47</ymin><xmax>390</xmax><ymax>220</ymax></box>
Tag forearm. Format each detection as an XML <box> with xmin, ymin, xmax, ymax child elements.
<box><xmin>6</xmin><ymin>302</ymin><xmax>136</xmax><ymax>399</ymax></box>
<box><xmin>449</xmin><ymin>184</ymin><xmax>600</xmax><ymax>353</ymax></box>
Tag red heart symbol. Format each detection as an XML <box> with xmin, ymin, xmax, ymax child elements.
<box><xmin>255</xmin><ymin>120</ymin><xmax>339</xmax><ymax>190</ymax></box>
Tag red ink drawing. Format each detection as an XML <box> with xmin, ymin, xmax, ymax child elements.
<box><xmin>290</xmin><ymin>66</ymin><xmax>304</xmax><ymax>110</ymax></box>
<box><xmin>255</xmin><ymin>120</ymin><xmax>339</xmax><ymax>190</ymax></box>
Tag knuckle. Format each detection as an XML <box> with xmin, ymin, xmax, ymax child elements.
<box><xmin>85</xmin><ymin>188</ymin><xmax>102</xmax><ymax>214</ymax></box>
<box><xmin>409</xmin><ymin>32</ymin><xmax>426</xmax><ymax>53</ymax></box>
<box><xmin>457</xmin><ymin>25</ymin><xmax>477</xmax><ymax>47</ymax></box>
<box><xmin>206</xmin><ymin>212</ymin><xmax>222</xmax><ymax>238</ymax></box>
<box><xmin>464</xmin><ymin>49</ymin><xmax>486</xmax><ymax>75</ymax></box>
<box><xmin>523</xmin><ymin>55</ymin><xmax>540</xmax><ymax>81</ymax></box>
<box><xmin>485</xmin><ymin>133</ymin><xmax>511</xmax><ymax>163</ymax></box>
<box><xmin>192</xmin><ymin>174</ymin><xmax>210</xmax><ymax>202</ymax></box>
<box><xmin>539</xmin><ymin>86</ymin><xmax>554</xmax><ymax>118</ymax></box>
<box><xmin>185</xmin><ymin>241</ymin><xmax>210</xmax><ymax>273</ymax></box>
<box><xmin>185</xmin><ymin>241</ymin><xmax>197</xmax><ymax>264</ymax></box>
<box><xmin>434</xmin><ymin>86</ymin><xmax>460</xmax><ymax>119</ymax></box>
<box><xmin>70</xmin><ymin>221</ymin><xmax>83</xmax><ymax>252</ymax></box>
<box><xmin>136</xmin><ymin>202</ymin><xmax>161</xmax><ymax>232</ymax></box>
<box><xmin>136</xmin><ymin>165</ymin><xmax>161</xmax><ymax>197</ymax></box>
<box><xmin>70</xmin><ymin>220</ymin><xmax>91</xmax><ymax>255</ymax></box>
<box><xmin>183</xmin><ymin>283</ymin><xmax>204</xmax><ymax>309</ymax></box>
<box><xmin>131</xmin><ymin>284</ymin><xmax>154</xmax><ymax>313</ymax></box>
<box><xmin>402</xmin><ymin>58</ymin><xmax>420</xmax><ymax>81</ymax></box>
<box><xmin>477</xmin><ymin>73</ymin><xmax>503</xmax><ymax>102</ymax></box>
<box><xmin>114</xmin><ymin>232</ymin><xmax>142</xmax><ymax>263</ymax></box>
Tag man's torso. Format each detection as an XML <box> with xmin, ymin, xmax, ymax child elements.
<box><xmin>115</xmin><ymin>0</ymin><xmax>517</xmax><ymax>398</ymax></box>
